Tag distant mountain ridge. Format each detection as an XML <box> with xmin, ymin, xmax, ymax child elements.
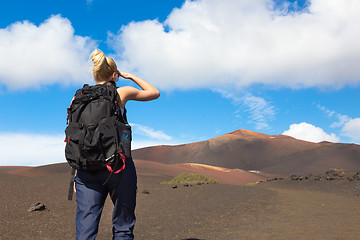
<box><xmin>132</xmin><ymin>129</ymin><xmax>360</xmax><ymax>175</ymax></box>
<box><xmin>2</xmin><ymin>129</ymin><xmax>359</xmax><ymax>180</ymax></box>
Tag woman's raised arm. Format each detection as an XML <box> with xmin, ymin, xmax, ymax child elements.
<box><xmin>117</xmin><ymin>72</ymin><xmax>160</xmax><ymax>107</ymax></box>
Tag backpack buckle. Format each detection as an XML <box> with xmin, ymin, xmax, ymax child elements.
<box><xmin>104</xmin><ymin>153</ymin><xmax>115</xmax><ymax>163</ymax></box>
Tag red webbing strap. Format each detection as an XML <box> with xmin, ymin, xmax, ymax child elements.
<box><xmin>106</xmin><ymin>152</ymin><xmax>126</xmax><ymax>174</ymax></box>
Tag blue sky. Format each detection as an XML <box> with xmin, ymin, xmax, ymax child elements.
<box><xmin>0</xmin><ymin>0</ymin><xmax>359</xmax><ymax>166</ymax></box>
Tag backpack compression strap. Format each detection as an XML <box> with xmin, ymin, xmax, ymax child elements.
<box><xmin>68</xmin><ymin>168</ymin><xmax>76</xmax><ymax>201</ymax></box>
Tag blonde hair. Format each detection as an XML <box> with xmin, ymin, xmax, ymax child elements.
<box><xmin>90</xmin><ymin>49</ymin><xmax>119</xmax><ymax>82</ymax></box>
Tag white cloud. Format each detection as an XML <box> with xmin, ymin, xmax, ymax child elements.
<box><xmin>110</xmin><ymin>0</ymin><xmax>360</xmax><ymax>90</ymax></box>
<box><xmin>341</xmin><ymin>118</ymin><xmax>360</xmax><ymax>143</ymax></box>
<box><xmin>0</xmin><ymin>126</ymin><xmax>175</xmax><ymax>166</ymax></box>
<box><xmin>130</xmin><ymin>123</ymin><xmax>188</xmax><ymax>150</ymax></box>
<box><xmin>242</xmin><ymin>94</ymin><xmax>276</xmax><ymax>130</ymax></box>
<box><xmin>0</xmin><ymin>15</ymin><xmax>97</xmax><ymax>90</ymax></box>
<box><xmin>318</xmin><ymin>105</ymin><xmax>351</xmax><ymax>128</ymax></box>
<box><xmin>317</xmin><ymin>105</ymin><xmax>360</xmax><ymax>143</ymax></box>
<box><xmin>0</xmin><ymin>133</ymin><xmax>66</xmax><ymax>166</ymax></box>
<box><xmin>217</xmin><ymin>90</ymin><xmax>275</xmax><ymax>130</ymax></box>
<box><xmin>283</xmin><ymin>122</ymin><xmax>340</xmax><ymax>143</ymax></box>
<box><xmin>131</xmin><ymin>123</ymin><xmax>172</xmax><ymax>140</ymax></box>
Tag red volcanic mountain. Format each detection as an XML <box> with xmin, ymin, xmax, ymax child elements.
<box><xmin>132</xmin><ymin>129</ymin><xmax>360</xmax><ymax>175</ymax></box>
<box><xmin>2</xmin><ymin>129</ymin><xmax>359</xmax><ymax>185</ymax></box>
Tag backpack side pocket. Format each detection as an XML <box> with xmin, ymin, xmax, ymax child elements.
<box><xmin>65</xmin><ymin>123</ymin><xmax>82</xmax><ymax>169</ymax></box>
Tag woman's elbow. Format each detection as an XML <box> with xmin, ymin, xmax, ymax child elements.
<box><xmin>153</xmin><ymin>90</ymin><xmax>160</xmax><ymax>99</ymax></box>
<box><xmin>148</xmin><ymin>90</ymin><xmax>160</xmax><ymax>100</ymax></box>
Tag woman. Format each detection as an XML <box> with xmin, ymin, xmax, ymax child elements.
<box><xmin>74</xmin><ymin>49</ymin><xmax>160</xmax><ymax>240</ymax></box>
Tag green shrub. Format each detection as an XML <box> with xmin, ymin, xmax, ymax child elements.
<box><xmin>245</xmin><ymin>182</ymin><xmax>258</xmax><ymax>186</ymax></box>
<box><xmin>316</xmin><ymin>146</ymin><xmax>328</xmax><ymax>151</ymax></box>
<box><xmin>161</xmin><ymin>173</ymin><xmax>218</xmax><ymax>185</ymax></box>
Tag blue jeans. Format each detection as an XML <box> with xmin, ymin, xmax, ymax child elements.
<box><xmin>75</xmin><ymin>158</ymin><xmax>137</xmax><ymax>240</ymax></box>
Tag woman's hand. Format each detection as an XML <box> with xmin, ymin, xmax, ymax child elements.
<box><xmin>116</xmin><ymin>72</ymin><xmax>160</xmax><ymax>106</ymax></box>
<box><xmin>119</xmin><ymin>72</ymin><xmax>134</xmax><ymax>80</ymax></box>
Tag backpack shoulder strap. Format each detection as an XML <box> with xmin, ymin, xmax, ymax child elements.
<box><xmin>105</xmin><ymin>83</ymin><xmax>129</xmax><ymax>124</ymax></box>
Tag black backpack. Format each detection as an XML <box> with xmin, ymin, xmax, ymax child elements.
<box><xmin>65</xmin><ymin>82</ymin><xmax>131</xmax><ymax>173</ymax></box>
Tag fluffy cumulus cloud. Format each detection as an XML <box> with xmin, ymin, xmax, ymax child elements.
<box><xmin>110</xmin><ymin>0</ymin><xmax>360</xmax><ymax>90</ymax></box>
<box><xmin>0</xmin><ymin>15</ymin><xmax>96</xmax><ymax>90</ymax></box>
<box><xmin>0</xmin><ymin>133</ymin><xmax>66</xmax><ymax>166</ymax></box>
<box><xmin>282</xmin><ymin>122</ymin><xmax>340</xmax><ymax>143</ymax></box>
<box><xmin>0</xmin><ymin>123</ymin><xmax>175</xmax><ymax>166</ymax></box>
<box><xmin>341</xmin><ymin>118</ymin><xmax>360</xmax><ymax>142</ymax></box>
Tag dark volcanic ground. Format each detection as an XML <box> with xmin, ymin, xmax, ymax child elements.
<box><xmin>1</xmin><ymin>168</ymin><xmax>360</xmax><ymax>240</ymax></box>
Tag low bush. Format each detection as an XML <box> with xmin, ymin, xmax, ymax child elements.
<box><xmin>161</xmin><ymin>173</ymin><xmax>218</xmax><ymax>185</ymax></box>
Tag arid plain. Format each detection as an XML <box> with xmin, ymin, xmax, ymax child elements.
<box><xmin>1</xmin><ymin>129</ymin><xmax>360</xmax><ymax>240</ymax></box>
